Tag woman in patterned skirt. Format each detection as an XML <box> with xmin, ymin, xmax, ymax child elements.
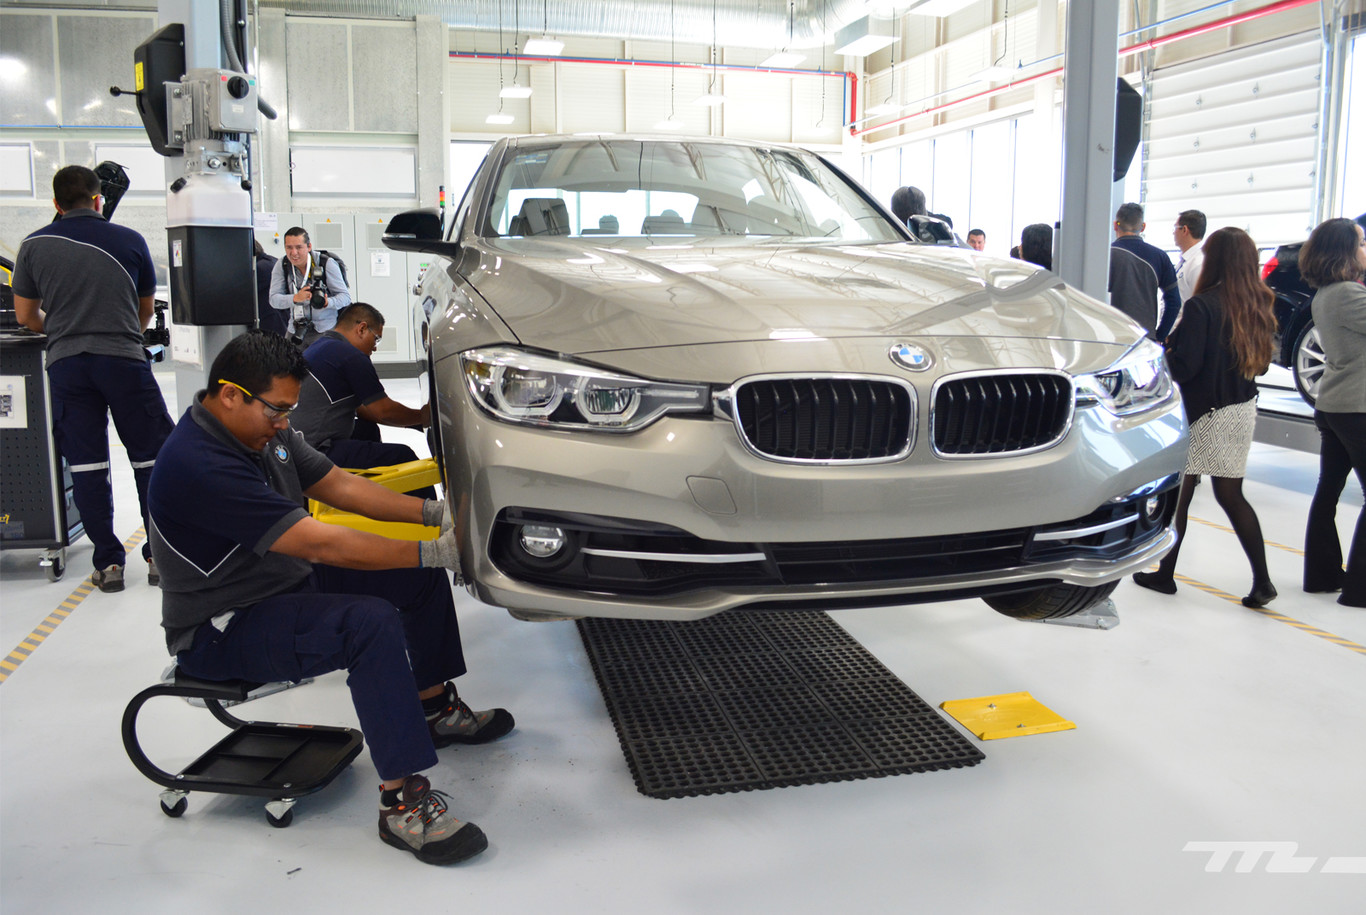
<box><xmin>1133</xmin><ymin>226</ymin><xmax>1279</xmax><ymax>608</ymax></box>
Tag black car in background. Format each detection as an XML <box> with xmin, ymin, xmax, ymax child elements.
<box><xmin>1262</xmin><ymin>240</ymin><xmax>1321</xmax><ymax>406</ymax></box>
<box><xmin>1262</xmin><ymin>213</ymin><xmax>1366</xmax><ymax>407</ymax></box>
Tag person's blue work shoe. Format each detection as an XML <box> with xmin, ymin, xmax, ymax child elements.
<box><xmin>427</xmin><ymin>682</ymin><xmax>514</xmax><ymax>747</ymax></box>
<box><xmin>378</xmin><ymin>775</ymin><xmax>487</xmax><ymax>865</ymax></box>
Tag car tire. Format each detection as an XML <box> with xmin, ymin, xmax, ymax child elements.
<box><xmin>1291</xmin><ymin>320</ymin><xmax>1323</xmax><ymax>407</ymax></box>
<box><xmin>983</xmin><ymin>580</ymin><xmax>1119</xmax><ymax>621</ymax></box>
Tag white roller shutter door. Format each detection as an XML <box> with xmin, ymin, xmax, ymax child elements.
<box><xmin>1144</xmin><ymin>31</ymin><xmax>1323</xmax><ymax>250</ymax></box>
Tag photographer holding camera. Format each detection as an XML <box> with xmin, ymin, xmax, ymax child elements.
<box><xmin>269</xmin><ymin>226</ymin><xmax>351</xmax><ymax>345</ymax></box>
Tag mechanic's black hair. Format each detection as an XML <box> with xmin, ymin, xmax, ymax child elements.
<box><xmin>1176</xmin><ymin>209</ymin><xmax>1207</xmax><ymax>240</ymax></box>
<box><xmin>53</xmin><ymin>165</ymin><xmax>101</xmax><ymax>212</ymax></box>
<box><xmin>1299</xmin><ymin>217</ymin><xmax>1365</xmax><ymax>288</ymax></box>
<box><xmin>283</xmin><ymin>226</ymin><xmax>310</xmax><ymax>245</ymax></box>
<box><xmin>890</xmin><ymin>186</ymin><xmax>927</xmax><ymax>223</ymax></box>
<box><xmin>207</xmin><ymin>329</ymin><xmax>308</xmax><ymax>397</ymax></box>
<box><xmin>967</xmin><ymin>228</ymin><xmax>985</xmax><ymax>239</ymax></box>
<box><xmin>1115</xmin><ymin>202</ymin><xmax>1144</xmax><ymax>233</ymax></box>
<box><xmin>336</xmin><ymin>301</ymin><xmax>386</xmax><ymax>329</ymax></box>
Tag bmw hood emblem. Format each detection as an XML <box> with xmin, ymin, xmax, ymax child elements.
<box><xmin>890</xmin><ymin>342</ymin><xmax>932</xmax><ymax>372</ymax></box>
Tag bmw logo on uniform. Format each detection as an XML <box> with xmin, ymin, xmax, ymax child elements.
<box><xmin>274</xmin><ymin>444</ymin><xmax>289</xmax><ymax>463</ymax></box>
<box><xmin>890</xmin><ymin>342</ymin><xmax>932</xmax><ymax>372</ymax></box>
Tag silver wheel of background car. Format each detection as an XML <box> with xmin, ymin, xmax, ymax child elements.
<box><xmin>1292</xmin><ymin>320</ymin><xmax>1323</xmax><ymax>407</ymax></box>
<box><xmin>983</xmin><ymin>580</ymin><xmax>1119</xmax><ymax>621</ymax></box>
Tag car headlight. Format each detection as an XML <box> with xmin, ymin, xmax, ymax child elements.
<box><xmin>461</xmin><ymin>346</ymin><xmax>710</xmax><ymax>431</ymax></box>
<box><xmin>1075</xmin><ymin>338</ymin><xmax>1176</xmax><ymax>415</ymax></box>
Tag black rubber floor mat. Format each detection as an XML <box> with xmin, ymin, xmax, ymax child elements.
<box><xmin>577</xmin><ymin>611</ymin><xmax>984</xmax><ymax>798</ymax></box>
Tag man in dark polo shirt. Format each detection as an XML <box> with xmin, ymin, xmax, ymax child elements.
<box><xmin>292</xmin><ymin>302</ymin><xmax>429</xmax><ymax>469</ymax></box>
<box><xmin>11</xmin><ymin>165</ymin><xmax>175</xmax><ymax>592</ymax></box>
<box><xmin>1112</xmin><ymin>202</ymin><xmax>1182</xmax><ymax>341</ymax></box>
<box><xmin>148</xmin><ymin>330</ymin><xmax>512</xmax><ymax>865</ymax></box>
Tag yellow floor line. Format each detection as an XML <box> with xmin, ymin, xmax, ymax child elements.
<box><xmin>1170</xmin><ymin>571</ymin><xmax>1366</xmax><ymax>657</ymax></box>
<box><xmin>1188</xmin><ymin>514</ymin><xmax>1304</xmax><ymax>556</ymax></box>
<box><xmin>0</xmin><ymin>527</ymin><xmax>146</xmax><ymax>685</ymax></box>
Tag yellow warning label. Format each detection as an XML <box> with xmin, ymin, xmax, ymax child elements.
<box><xmin>135</xmin><ymin>61</ymin><xmax>144</xmax><ymax>91</ymax></box>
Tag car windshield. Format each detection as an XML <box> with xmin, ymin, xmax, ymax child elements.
<box><xmin>482</xmin><ymin>139</ymin><xmax>905</xmax><ymax>244</ymax></box>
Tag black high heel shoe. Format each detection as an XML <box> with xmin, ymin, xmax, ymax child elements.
<box><xmin>1242</xmin><ymin>581</ymin><xmax>1278</xmax><ymax>609</ymax></box>
<box><xmin>1133</xmin><ymin>571</ymin><xmax>1177</xmax><ymax>595</ymax></box>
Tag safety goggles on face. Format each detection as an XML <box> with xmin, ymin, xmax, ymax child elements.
<box><xmin>217</xmin><ymin>379</ymin><xmax>297</xmax><ymax>420</ymax></box>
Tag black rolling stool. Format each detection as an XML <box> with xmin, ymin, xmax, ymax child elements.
<box><xmin>122</xmin><ymin>668</ymin><xmax>364</xmax><ymax>827</ymax></box>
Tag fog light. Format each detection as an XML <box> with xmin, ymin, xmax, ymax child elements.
<box><xmin>519</xmin><ymin>524</ymin><xmax>566</xmax><ymax>558</ymax></box>
<box><xmin>1144</xmin><ymin>496</ymin><xmax>1161</xmax><ymax>520</ymax></box>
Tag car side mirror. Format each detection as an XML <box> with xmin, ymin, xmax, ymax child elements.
<box><xmin>383</xmin><ymin>208</ymin><xmax>458</xmax><ymax>255</ymax></box>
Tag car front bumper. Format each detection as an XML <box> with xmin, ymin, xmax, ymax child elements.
<box><xmin>436</xmin><ymin>365</ymin><xmax>1187</xmax><ymax>620</ymax></box>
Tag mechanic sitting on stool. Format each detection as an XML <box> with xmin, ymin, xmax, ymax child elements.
<box><xmin>148</xmin><ymin>329</ymin><xmax>512</xmax><ymax>865</ymax></box>
<box><xmin>292</xmin><ymin>302</ymin><xmax>430</xmax><ymax>472</ymax></box>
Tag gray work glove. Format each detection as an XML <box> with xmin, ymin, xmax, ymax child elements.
<box><xmin>418</xmin><ymin>529</ymin><xmax>461</xmax><ymax>574</ymax></box>
<box><xmin>421</xmin><ymin>498</ymin><xmax>453</xmax><ymax>532</ymax></box>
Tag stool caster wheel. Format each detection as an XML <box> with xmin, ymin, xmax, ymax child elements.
<box><xmin>159</xmin><ymin>789</ymin><xmax>189</xmax><ymax>818</ymax></box>
<box><xmin>265</xmin><ymin>798</ymin><xmax>296</xmax><ymax>828</ymax></box>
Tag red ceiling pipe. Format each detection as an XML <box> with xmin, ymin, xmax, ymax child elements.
<box><xmin>852</xmin><ymin>0</ymin><xmax>1319</xmax><ymax>138</ymax></box>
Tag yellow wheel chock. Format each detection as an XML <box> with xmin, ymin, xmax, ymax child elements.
<box><xmin>939</xmin><ymin>691</ymin><xmax>1076</xmax><ymax>741</ymax></box>
<box><xmin>309</xmin><ymin>458</ymin><xmax>443</xmax><ymax>541</ymax></box>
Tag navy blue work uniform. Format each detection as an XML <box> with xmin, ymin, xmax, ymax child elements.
<box><xmin>148</xmin><ymin>399</ymin><xmax>466</xmax><ymax>780</ymax></box>
<box><xmin>11</xmin><ymin>208</ymin><xmax>174</xmax><ymax>570</ymax></box>
<box><xmin>294</xmin><ymin>330</ymin><xmax>423</xmax><ymax>471</ymax></box>
<box><xmin>1113</xmin><ymin>234</ymin><xmax>1182</xmax><ymax>340</ymax></box>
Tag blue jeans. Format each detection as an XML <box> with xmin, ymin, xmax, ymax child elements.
<box><xmin>48</xmin><ymin>353</ymin><xmax>174</xmax><ymax>568</ymax></box>
<box><xmin>176</xmin><ymin>564</ymin><xmax>467</xmax><ymax>780</ymax></box>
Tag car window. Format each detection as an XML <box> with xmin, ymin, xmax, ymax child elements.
<box><xmin>483</xmin><ymin>140</ymin><xmax>904</xmax><ymax>243</ymax></box>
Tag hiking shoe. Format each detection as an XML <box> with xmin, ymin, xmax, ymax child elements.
<box><xmin>147</xmin><ymin>557</ymin><xmax>161</xmax><ymax>587</ymax></box>
<box><xmin>378</xmin><ymin>775</ymin><xmax>488</xmax><ymax>864</ymax></box>
<box><xmin>428</xmin><ymin>682</ymin><xmax>514</xmax><ymax>747</ymax></box>
<box><xmin>91</xmin><ymin>564</ymin><xmax>125</xmax><ymax>593</ymax></box>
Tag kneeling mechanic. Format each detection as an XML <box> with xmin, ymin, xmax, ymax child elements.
<box><xmin>148</xmin><ymin>330</ymin><xmax>512</xmax><ymax>865</ymax></box>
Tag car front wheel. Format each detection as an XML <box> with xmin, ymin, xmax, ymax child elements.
<box><xmin>1292</xmin><ymin>320</ymin><xmax>1324</xmax><ymax>407</ymax></box>
<box><xmin>984</xmin><ymin>580</ymin><xmax>1119</xmax><ymax>621</ymax></box>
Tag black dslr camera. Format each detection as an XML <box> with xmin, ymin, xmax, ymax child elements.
<box><xmin>143</xmin><ymin>298</ymin><xmax>169</xmax><ymax>362</ymax></box>
<box><xmin>308</xmin><ymin>259</ymin><xmax>327</xmax><ymax>310</ymax></box>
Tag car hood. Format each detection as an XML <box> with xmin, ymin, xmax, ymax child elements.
<box><xmin>460</xmin><ymin>238</ymin><xmax>1141</xmax><ymax>355</ymax></box>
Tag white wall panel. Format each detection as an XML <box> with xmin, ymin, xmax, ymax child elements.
<box><xmin>1143</xmin><ymin>32</ymin><xmax>1321</xmax><ymax>247</ymax></box>
<box><xmin>722</xmin><ymin>70</ymin><xmax>791</xmax><ymax>142</ymax></box>
<box><xmin>558</xmin><ymin>64</ymin><xmax>626</xmax><ymax>134</ymax></box>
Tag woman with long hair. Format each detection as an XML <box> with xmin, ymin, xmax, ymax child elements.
<box><xmin>1133</xmin><ymin>227</ymin><xmax>1279</xmax><ymax>607</ymax></box>
<box><xmin>1298</xmin><ymin>217</ymin><xmax>1366</xmax><ymax>607</ymax></box>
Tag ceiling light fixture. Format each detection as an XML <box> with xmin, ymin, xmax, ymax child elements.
<box><xmin>500</xmin><ymin>84</ymin><xmax>533</xmax><ymax>98</ymax></box>
<box><xmin>695</xmin><ymin>0</ymin><xmax>725</xmax><ymax>108</ymax></box>
<box><xmin>486</xmin><ymin>112</ymin><xmax>515</xmax><ymax>124</ymax></box>
<box><xmin>523</xmin><ymin>37</ymin><xmax>563</xmax><ymax>55</ymax></box>
<box><xmin>906</xmin><ymin>0</ymin><xmax>980</xmax><ymax>16</ymax></box>
<box><xmin>761</xmin><ymin>2</ymin><xmax>805</xmax><ymax>68</ymax></box>
<box><xmin>524</xmin><ymin>0</ymin><xmax>562</xmax><ymax>55</ymax></box>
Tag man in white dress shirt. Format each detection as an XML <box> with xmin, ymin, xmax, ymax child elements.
<box><xmin>1172</xmin><ymin>209</ymin><xmax>1207</xmax><ymax>308</ymax></box>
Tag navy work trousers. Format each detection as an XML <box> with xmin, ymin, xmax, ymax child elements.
<box><xmin>176</xmin><ymin>563</ymin><xmax>467</xmax><ymax>780</ymax></box>
<box><xmin>47</xmin><ymin>353</ymin><xmax>174</xmax><ymax>569</ymax></box>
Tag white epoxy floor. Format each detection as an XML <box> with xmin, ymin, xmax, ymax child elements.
<box><xmin>1</xmin><ymin>373</ymin><xmax>1363</xmax><ymax>915</ymax></box>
